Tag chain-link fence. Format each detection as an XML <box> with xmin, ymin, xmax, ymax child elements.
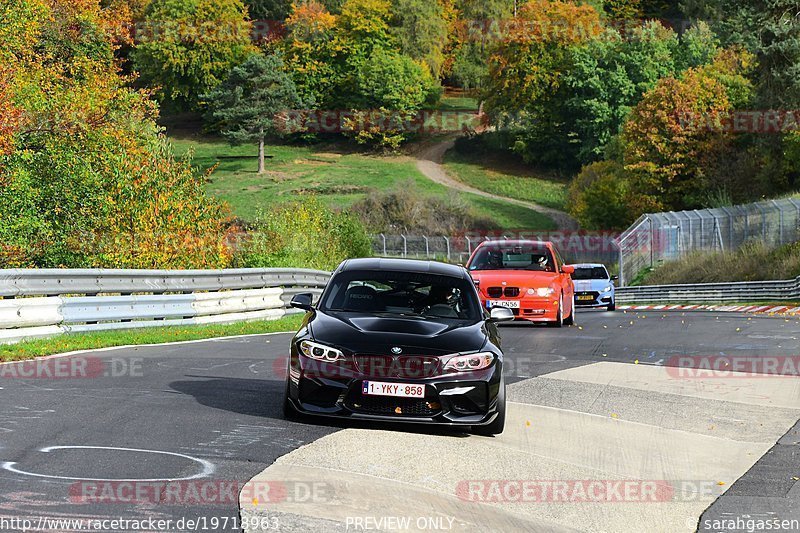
<box><xmin>371</xmin><ymin>232</ymin><xmax>620</xmax><ymax>267</ymax></box>
<box><xmin>616</xmin><ymin>198</ymin><xmax>800</xmax><ymax>286</ymax></box>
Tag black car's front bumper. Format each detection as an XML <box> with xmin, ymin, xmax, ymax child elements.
<box><xmin>285</xmin><ymin>354</ymin><xmax>503</xmax><ymax>427</ymax></box>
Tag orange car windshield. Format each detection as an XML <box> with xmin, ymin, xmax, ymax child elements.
<box><xmin>469</xmin><ymin>246</ymin><xmax>555</xmax><ymax>272</ymax></box>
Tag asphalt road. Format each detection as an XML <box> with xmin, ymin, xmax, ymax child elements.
<box><xmin>0</xmin><ymin>310</ymin><xmax>798</xmax><ymax>532</ymax></box>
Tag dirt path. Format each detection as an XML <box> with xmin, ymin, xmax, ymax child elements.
<box><xmin>415</xmin><ymin>138</ymin><xmax>580</xmax><ymax>231</ymax></box>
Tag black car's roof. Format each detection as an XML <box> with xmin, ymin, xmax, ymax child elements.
<box><xmin>338</xmin><ymin>258</ymin><xmax>468</xmax><ymax>279</ymax></box>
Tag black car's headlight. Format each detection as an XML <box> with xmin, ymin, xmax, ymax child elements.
<box><xmin>299</xmin><ymin>340</ymin><xmax>344</xmax><ymax>362</ymax></box>
<box><xmin>444</xmin><ymin>352</ymin><xmax>496</xmax><ymax>372</ymax></box>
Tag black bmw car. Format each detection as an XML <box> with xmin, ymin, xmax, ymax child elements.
<box><xmin>282</xmin><ymin>258</ymin><xmax>514</xmax><ymax>435</ymax></box>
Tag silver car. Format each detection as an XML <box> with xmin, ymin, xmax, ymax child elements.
<box><xmin>568</xmin><ymin>263</ymin><xmax>617</xmax><ymax>311</ymax></box>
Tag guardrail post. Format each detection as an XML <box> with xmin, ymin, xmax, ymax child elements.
<box><xmin>613</xmin><ymin>239</ymin><xmax>624</xmax><ymax>287</ymax></box>
<box><xmin>443</xmin><ymin>236</ymin><xmax>451</xmax><ymax>261</ymax></box>
<box><xmin>772</xmin><ymin>200</ymin><xmax>784</xmax><ymax>244</ymax></box>
<box><xmin>465</xmin><ymin>236</ymin><xmax>472</xmax><ymax>257</ymax></box>
<box><xmin>401</xmin><ymin>235</ymin><xmax>407</xmax><ymax>258</ymax></box>
<box><xmin>789</xmin><ymin>199</ymin><xmax>800</xmax><ymax>241</ymax></box>
<box><xmin>718</xmin><ymin>208</ymin><xmax>730</xmax><ymax>251</ymax></box>
<box><xmin>380</xmin><ymin>233</ymin><xmax>386</xmax><ymax>256</ymax></box>
<box><xmin>423</xmin><ymin>236</ymin><xmax>429</xmax><ymax>258</ymax></box>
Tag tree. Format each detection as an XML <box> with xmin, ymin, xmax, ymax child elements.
<box><xmin>131</xmin><ymin>0</ymin><xmax>256</xmax><ymax>110</ymax></box>
<box><xmin>482</xmin><ymin>0</ymin><xmax>603</xmax><ymax>168</ymax></box>
<box><xmin>683</xmin><ymin>0</ymin><xmax>800</xmax><ymax>108</ymax></box>
<box><xmin>204</xmin><ymin>52</ymin><xmax>303</xmax><ymax>174</ymax></box>
<box><xmin>1</xmin><ymin>0</ymin><xmax>232</xmax><ymax>268</ymax></box>
<box><xmin>561</xmin><ymin>21</ymin><xmax>718</xmax><ymax>164</ymax></box>
<box><xmin>337</xmin><ymin>0</ymin><xmax>394</xmax><ymax>53</ymax></box>
<box><xmin>447</xmin><ymin>0</ymin><xmax>520</xmax><ymax>90</ymax></box>
<box><xmin>621</xmin><ymin>49</ymin><xmax>755</xmax><ymax>211</ymax></box>
<box><xmin>0</xmin><ymin>70</ymin><xmax>21</xmax><ymax>159</ymax></box>
<box><xmin>603</xmin><ymin>0</ymin><xmax>642</xmax><ymax>19</ymax></box>
<box><xmin>281</xmin><ymin>0</ymin><xmax>341</xmax><ymax>107</ymax></box>
<box><xmin>245</xmin><ymin>0</ymin><xmax>291</xmax><ymax>20</ymax></box>
<box><xmin>344</xmin><ymin>48</ymin><xmax>440</xmax><ymax>148</ymax></box>
<box><xmin>390</xmin><ymin>0</ymin><xmax>448</xmax><ymax>76</ymax></box>
<box><xmin>351</xmin><ymin>49</ymin><xmax>437</xmax><ymax>111</ymax></box>
<box><xmin>567</xmin><ymin>160</ymin><xmax>635</xmax><ymax>230</ymax></box>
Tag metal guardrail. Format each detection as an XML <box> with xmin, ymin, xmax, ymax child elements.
<box><xmin>616</xmin><ymin>198</ymin><xmax>800</xmax><ymax>286</ymax></box>
<box><xmin>372</xmin><ymin>233</ymin><xmax>620</xmax><ymax>267</ymax></box>
<box><xmin>0</xmin><ymin>268</ymin><xmax>331</xmax><ymax>297</ymax></box>
<box><xmin>616</xmin><ymin>276</ymin><xmax>800</xmax><ymax>304</ymax></box>
<box><xmin>0</xmin><ymin>269</ymin><xmax>331</xmax><ymax>345</ymax></box>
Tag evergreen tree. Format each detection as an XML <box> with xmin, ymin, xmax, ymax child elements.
<box><xmin>204</xmin><ymin>53</ymin><xmax>303</xmax><ymax>174</ymax></box>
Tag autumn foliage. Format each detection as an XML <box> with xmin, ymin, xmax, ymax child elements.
<box><xmin>622</xmin><ymin>49</ymin><xmax>755</xmax><ymax>211</ymax></box>
<box><xmin>0</xmin><ymin>0</ymin><xmax>233</xmax><ymax>268</ymax></box>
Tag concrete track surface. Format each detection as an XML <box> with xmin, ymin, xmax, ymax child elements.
<box><xmin>1</xmin><ymin>311</ymin><xmax>799</xmax><ymax>533</ymax></box>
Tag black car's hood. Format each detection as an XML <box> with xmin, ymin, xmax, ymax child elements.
<box><xmin>309</xmin><ymin>311</ymin><xmax>487</xmax><ymax>355</ymax></box>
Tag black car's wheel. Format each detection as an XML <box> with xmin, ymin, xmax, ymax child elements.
<box><xmin>474</xmin><ymin>381</ymin><xmax>506</xmax><ymax>436</ymax></box>
<box><xmin>547</xmin><ymin>295</ymin><xmax>564</xmax><ymax>328</ymax></box>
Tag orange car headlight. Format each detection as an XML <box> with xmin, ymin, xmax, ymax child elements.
<box><xmin>536</xmin><ymin>287</ymin><xmax>555</xmax><ymax>297</ymax></box>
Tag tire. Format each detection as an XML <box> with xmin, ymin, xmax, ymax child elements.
<box><xmin>563</xmin><ymin>297</ymin><xmax>575</xmax><ymax>326</ymax></box>
<box><xmin>607</xmin><ymin>301</ymin><xmax>616</xmax><ymax>312</ymax></box>
<box><xmin>547</xmin><ymin>295</ymin><xmax>563</xmax><ymax>328</ymax></box>
<box><xmin>473</xmin><ymin>380</ymin><xmax>505</xmax><ymax>436</ymax></box>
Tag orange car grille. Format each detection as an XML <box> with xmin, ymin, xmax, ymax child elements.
<box><xmin>487</xmin><ymin>287</ymin><xmax>520</xmax><ymax>298</ymax></box>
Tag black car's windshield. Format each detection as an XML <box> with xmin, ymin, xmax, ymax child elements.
<box><xmin>571</xmin><ymin>267</ymin><xmax>609</xmax><ymax>280</ymax></box>
<box><xmin>469</xmin><ymin>244</ymin><xmax>555</xmax><ymax>272</ymax></box>
<box><xmin>320</xmin><ymin>270</ymin><xmax>481</xmax><ymax>320</ymax></box>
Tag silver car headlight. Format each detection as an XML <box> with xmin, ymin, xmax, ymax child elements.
<box><xmin>600</xmin><ymin>285</ymin><xmax>613</xmax><ymax>294</ymax></box>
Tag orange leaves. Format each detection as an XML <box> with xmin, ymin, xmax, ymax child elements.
<box><xmin>287</xmin><ymin>1</ymin><xmax>337</xmax><ymax>40</ymax></box>
<box><xmin>621</xmin><ymin>48</ymin><xmax>755</xmax><ymax>210</ymax></box>
<box><xmin>484</xmin><ymin>0</ymin><xmax>602</xmax><ymax>116</ymax></box>
<box><xmin>0</xmin><ymin>245</ymin><xmax>32</xmax><ymax>268</ymax></box>
<box><xmin>0</xmin><ymin>69</ymin><xmax>22</xmax><ymax>159</ymax></box>
<box><xmin>512</xmin><ymin>0</ymin><xmax>602</xmax><ymax>46</ymax></box>
<box><xmin>91</xmin><ymin>145</ymin><xmax>233</xmax><ymax>269</ymax></box>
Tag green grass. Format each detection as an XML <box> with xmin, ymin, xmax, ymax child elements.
<box><xmin>170</xmin><ymin>134</ymin><xmax>556</xmax><ymax>230</ymax></box>
<box><xmin>462</xmin><ymin>193</ymin><xmax>556</xmax><ymax>230</ymax></box>
<box><xmin>436</xmin><ymin>94</ymin><xmax>480</xmax><ymax>112</ymax></box>
<box><xmin>443</xmin><ymin>149</ymin><xmax>569</xmax><ymax>211</ymax></box>
<box><xmin>636</xmin><ymin>241</ymin><xmax>800</xmax><ymax>286</ymax></box>
<box><xmin>0</xmin><ymin>315</ymin><xmax>304</xmax><ymax>362</ymax></box>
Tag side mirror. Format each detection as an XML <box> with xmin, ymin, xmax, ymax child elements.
<box><xmin>488</xmin><ymin>307</ymin><xmax>515</xmax><ymax>322</ymax></box>
<box><xmin>562</xmin><ymin>265</ymin><xmax>575</xmax><ymax>275</ymax></box>
<box><xmin>471</xmin><ymin>277</ymin><xmax>480</xmax><ymax>286</ymax></box>
<box><xmin>610</xmin><ymin>275</ymin><xmax>619</xmax><ymax>282</ymax></box>
<box><xmin>290</xmin><ymin>293</ymin><xmax>314</xmax><ymax>311</ymax></box>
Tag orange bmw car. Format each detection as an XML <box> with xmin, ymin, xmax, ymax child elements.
<box><xmin>465</xmin><ymin>240</ymin><xmax>576</xmax><ymax>327</ymax></box>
